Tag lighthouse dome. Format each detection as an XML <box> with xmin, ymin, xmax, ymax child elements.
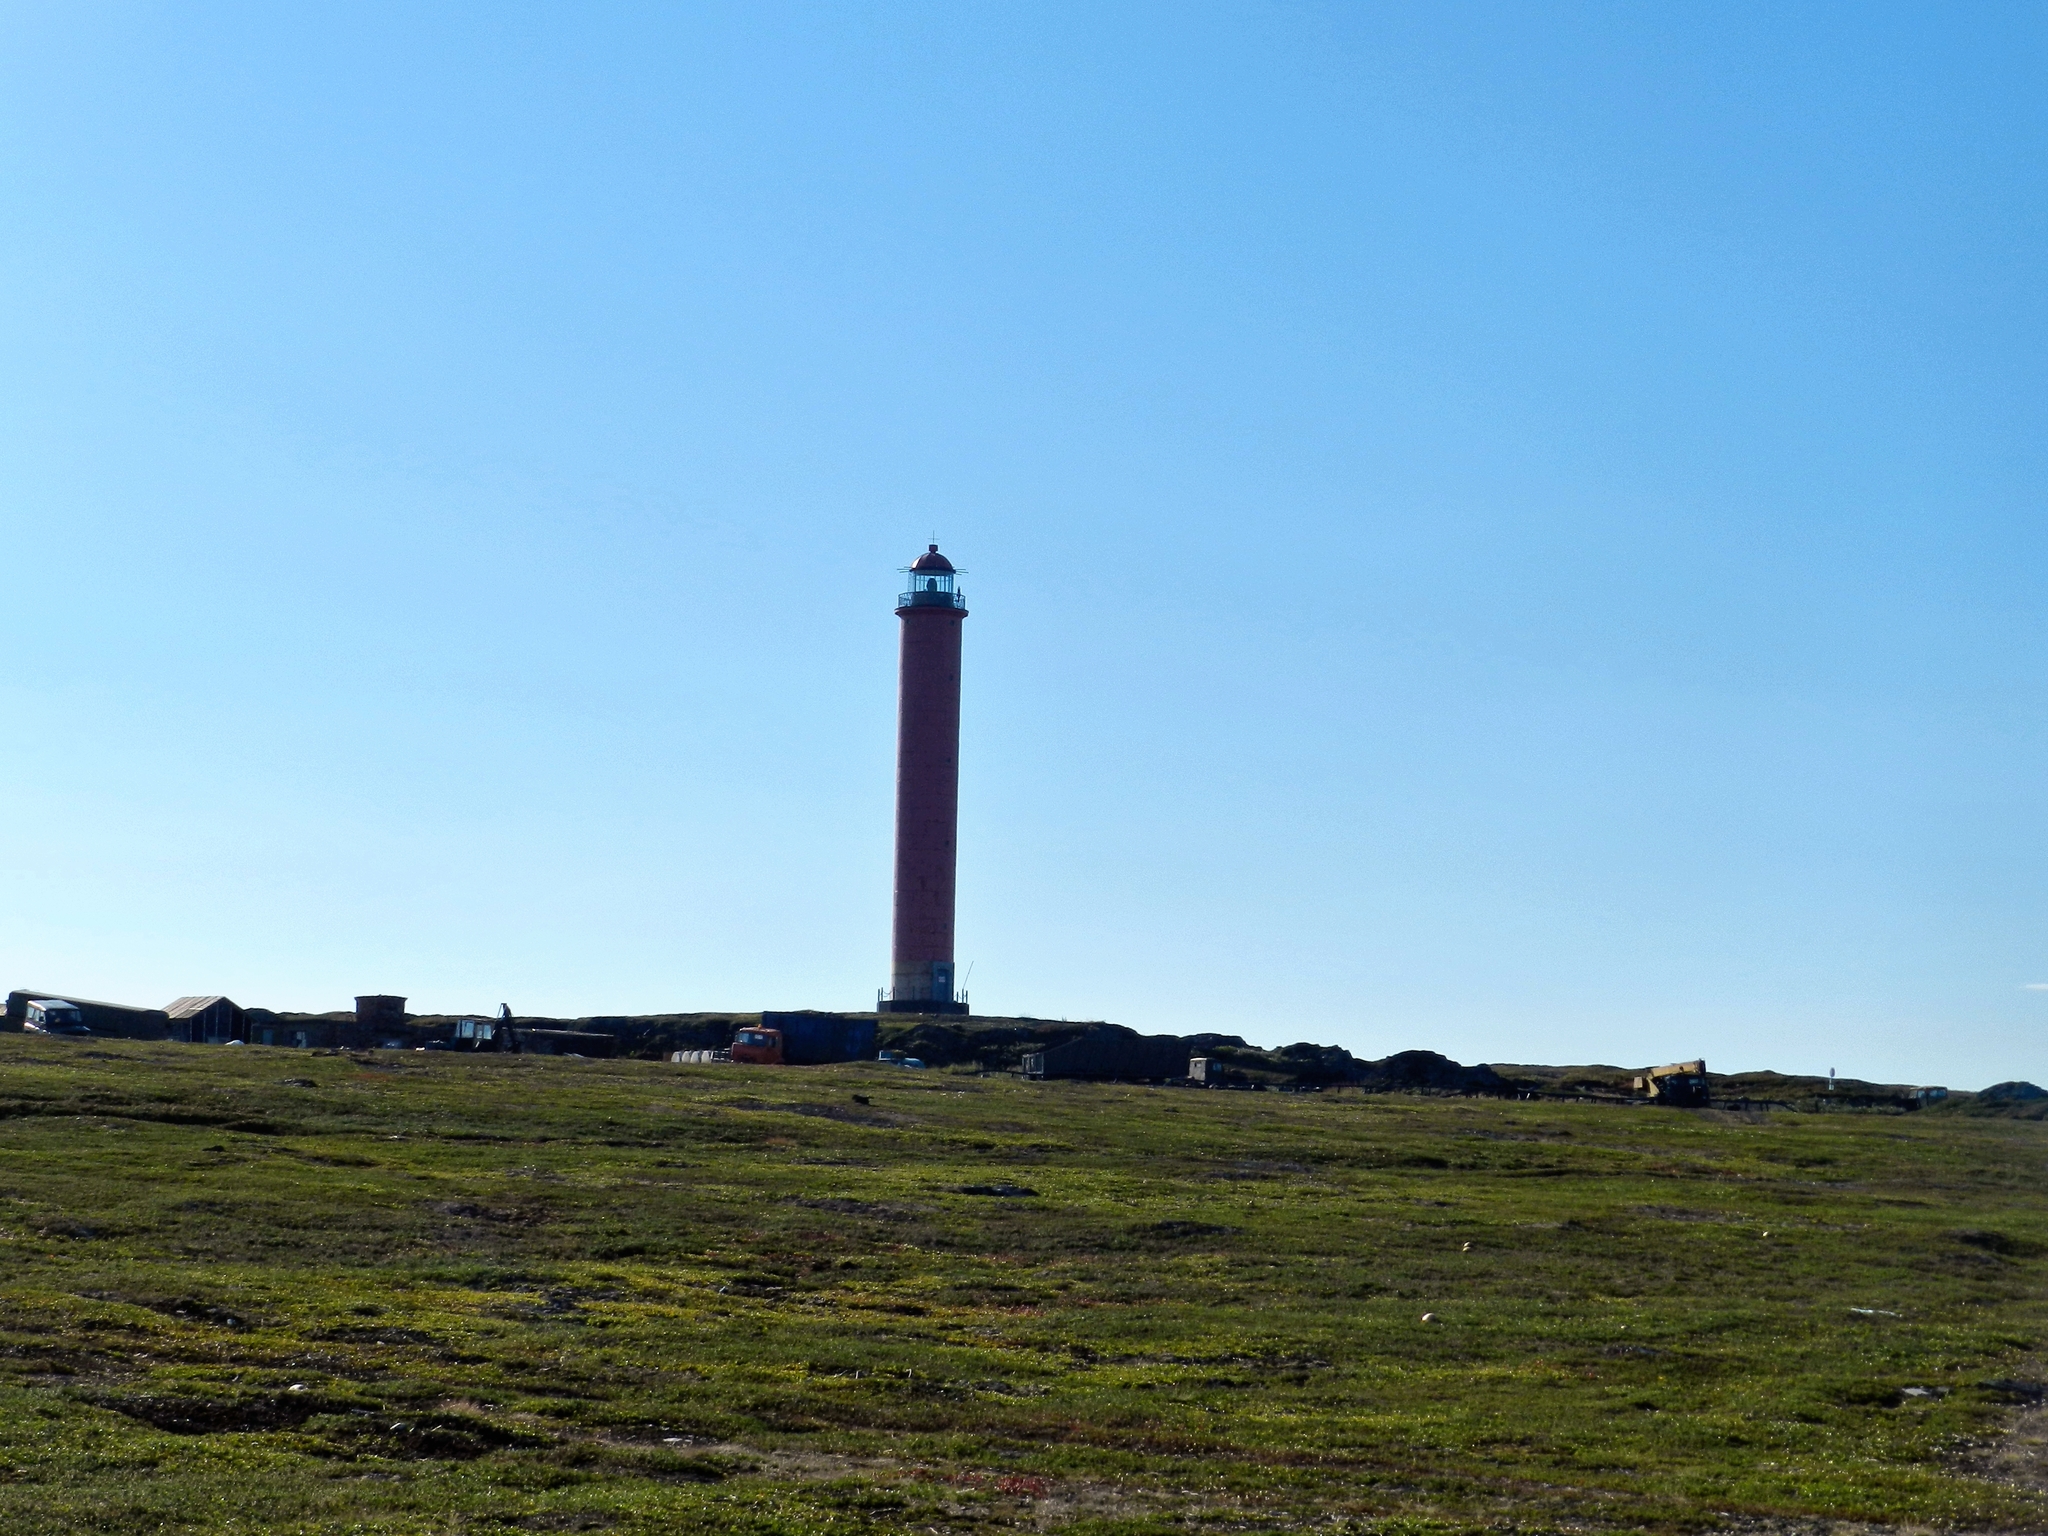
<box><xmin>898</xmin><ymin>545</ymin><xmax>966</xmax><ymax>611</ymax></box>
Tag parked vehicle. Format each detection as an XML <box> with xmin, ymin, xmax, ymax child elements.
<box><xmin>1633</xmin><ymin>1060</ymin><xmax>1711</xmax><ymax>1107</ymax></box>
<box><xmin>730</xmin><ymin>1027</ymin><xmax>785</xmax><ymax>1064</ymax></box>
<box><xmin>23</xmin><ymin>998</ymin><xmax>87</xmax><ymax>1036</ymax></box>
<box><xmin>452</xmin><ymin>1018</ymin><xmax>501</xmax><ymax>1050</ymax></box>
<box><xmin>723</xmin><ymin>1014</ymin><xmax>880</xmax><ymax>1066</ymax></box>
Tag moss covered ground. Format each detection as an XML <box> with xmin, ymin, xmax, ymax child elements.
<box><xmin>0</xmin><ymin>1034</ymin><xmax>2043</xmax><ymax>1534</ymax></box>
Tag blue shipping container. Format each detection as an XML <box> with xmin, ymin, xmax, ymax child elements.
<box><xmin>759</xmin><ymin>1012</ymin><xmax>878</xmax><ymax>1065</ymax></box>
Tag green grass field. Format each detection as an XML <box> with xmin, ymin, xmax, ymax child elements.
<box><xmin>0</xmin><ymin>1035</ymin><xmax>2043</xmax><ymax>1534</ymax></box>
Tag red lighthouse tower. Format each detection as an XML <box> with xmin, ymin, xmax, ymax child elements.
<box><xmin>883</xmin><ymin>545</ymin><xmax>970</xmax><ymax>1015</ymax></box>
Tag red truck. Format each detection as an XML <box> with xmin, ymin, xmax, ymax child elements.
<box><xmin>729</xmin><ymin>1026</ymin><xmax>785</xmax><ymax>1065</ymax></box>
<box><xmin>691</xmin><ymin>1016</ymin><xmax>880</xmax><ymax>1067</ymax></box>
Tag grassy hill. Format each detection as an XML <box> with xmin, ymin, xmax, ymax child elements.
<box><xmin>0</xmin><ymin>1035</ymin><xmax>2043</xmax><ymax>1534</ymax></box>
<box><xmin>245</xmin><ymin>1007</ymin><xmax>1994</xmax><ymax>1108</ymax></box>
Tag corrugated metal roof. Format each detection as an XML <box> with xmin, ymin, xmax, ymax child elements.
<box><xmin>165</xmin><ymin>995</ymin><xmax>234</xmax><ymax>1019</ymax></box>
<box><xmin>10</xmin><ymin>988</ymin><xmax>165</xmax><ymax>1015</ymax></box>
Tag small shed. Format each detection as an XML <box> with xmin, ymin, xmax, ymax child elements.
<box><xmin>355</xmin><ymin>995</ymin><xmax>408</xmax><ymax>1033</ymax></box>
<box><xmin>166</xmin><ymin>996</ymin><xmax>248</xmax><ymax>1045</ymax></box>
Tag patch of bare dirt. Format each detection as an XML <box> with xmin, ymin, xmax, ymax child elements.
<box><xmin>1968</xmin><ymin>1403</ymin><xmax>2048</xmax><ymax>1498</ymax></box>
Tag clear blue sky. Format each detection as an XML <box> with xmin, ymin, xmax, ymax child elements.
<box><xmin>2</xmin><ymin>3</ymin><xmax>2043</xmax><ymax>1087</ymax></box>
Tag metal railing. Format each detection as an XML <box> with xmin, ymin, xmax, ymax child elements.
<box><xmin>897</xmin><ymin>587</ymin><xmax>967</xmax><ymax>610</ymax></box>
<box><xmin>878</xmin><ymin>988</ymin><xmax>969</xmax><ymax>1010</ymax></box>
